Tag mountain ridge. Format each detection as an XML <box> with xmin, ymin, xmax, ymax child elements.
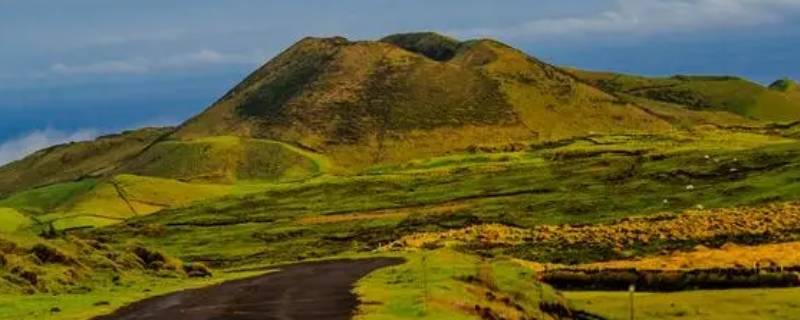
<box><xmin>0</xmin><ymin>32</ymin><xmax>796</xmax><ymax>195</ymax></box>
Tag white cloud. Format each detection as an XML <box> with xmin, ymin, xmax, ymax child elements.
<box><xmin>49</xmin><ymin>49</ymin><xmax>265</xmax><ymax>76</ymax></box>
<box><xmin>51</xmin><ymin>58</ymin><xmax>150</xmax><ymax>75</ymax></box>
<box><xmin>0</xmin><ymin>129</ymin><xmax>98</xmax><ymax>166</ymax></box>
<box><xmin>163</xmin><ymin>49</ymin><xmax>264</xmax><ymax>67</ymax></box>
<box><xmin>453</xmin><ymin>0</ymin><xmax>800</xmax><ymax>40</ymax></box>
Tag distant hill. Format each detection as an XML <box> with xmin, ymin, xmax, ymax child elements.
<box><xmin>567</xmin><ymin>69</ymin><xmax>800</xmax><ymax>122</ymax></box>
<box><xmin>0</xmin><ymin>127</ymin><xmax>169</xmax><ymax>195</ymax></box>
<box><xmin>0</xmin><ymin>32</ymin><xmax>789</xmax><ymax>196</ymax></box>
<box><xmin>769</xmin><ymin>78</ymin><xmax>799</xmax><ymax>93</ymax></box>
<box><xmin>171</xmin><ymin>32</ymin><xmax>673</xmax><ymax>170</ymax></box>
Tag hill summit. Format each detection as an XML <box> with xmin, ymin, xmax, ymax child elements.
<box><xmin>770</xmin><ymin>78</ymin><xmax>799</xmax><ymax>92</ymax></box>
<box><xmin>172</xmin><ymin>32</ymin><xmax>669</xmax><ymax>168</ymax></box>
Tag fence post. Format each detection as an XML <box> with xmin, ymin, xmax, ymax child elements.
<box><xmin>422</xmin><ymin>252</ymin><xmax>429</xmax><ymax>312</ymax></box>
<box><xmin>629</xmin><ymin>284</ymin><xmax>636</xmax><ymax>320</ymax></box>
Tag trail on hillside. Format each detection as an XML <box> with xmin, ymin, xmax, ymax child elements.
<box><xmin>93</xmin><ymin>258</ymin><xmax>404</xmax><ymax>320</ymax></box>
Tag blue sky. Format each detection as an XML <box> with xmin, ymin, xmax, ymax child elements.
<box><xmin>1</xmin><ymin>0</ymin><xmax>799</xmax><ymax>163</ymax></box>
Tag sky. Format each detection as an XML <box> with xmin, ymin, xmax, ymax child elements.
<box><xmin>1</xmin><ymin>0</ymin><xmax>799</xmax><ymax>164</ymax></box>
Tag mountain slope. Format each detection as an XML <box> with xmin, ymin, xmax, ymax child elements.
<box><xmin>0</xmin><ymin>32</ymin><xmax>784</xmax><ymax>195</ymax></box>
<box><xmin>770</xmin><ymin>78</ymin><xmax>800</xmax><ymax>93</ymax></box>
<box><xmin>171</xmin><ymin>33</ymin><xmax>672</xmax><ymax>169</ymax></box>
<box><xmin>567</xmin><ymin>69</ymin><xmax>800</xmax><ymax>121</ymax></box>
<box><xmin>0</xmin><ymin>127</ymin><xmax>169</xmax><ymax>196</ymax></box>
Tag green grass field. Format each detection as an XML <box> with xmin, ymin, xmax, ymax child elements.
<box><xmin>0</xmin><ymin>208</ymin><xmax>31</xmax><ymax>233</ymax></box>
<box><xmin>1</xmin><ymin>127</ymin><xmax>799</xmax><ymax>319</ymax></box>
<box><xmin>2</xmin><ymin>32</ymin><xmax>800</xmax><ymax>319</ymax></box>
<box><xmin>567</xmin><ymin>69</ymin><xmax>800</xmax><ymax>122</ymax></box>
<box><xmin>356</xmin><ymin>249</ymin><xmax>557</xmax><ymax>319</ymax></box>
<box><xmin>566</xmin><ymin>288</ymin><xmax>800</xmax><ymax>320</ymax></box>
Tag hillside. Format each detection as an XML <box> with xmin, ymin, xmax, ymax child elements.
<box><xmin>172</xmin><ymin>32</ymin><xmax>673</xmax><ymax>169</ymax></box>
<box><xmin>0</xmin><ymin>33</ymin><xmax>777</xmax><ymax>195</ymax></box>
<box><xmin>0</xmin><ymin>127</ymin><xmax>170</xmax><ymax>196</ymax></box>
<box><xmin>4</xmin><ymin>32</ymin><xmax>800</xmax><ymax>319</ymax></box>
<box><xmin>567</xmin><ymin>69</ymin><xmax>800</xmax><ymax>122</ymax></box>
<box><xmin>770</xmin><ymin>78</ymin><xmax>800</xmax><ymax>93</ymax></box>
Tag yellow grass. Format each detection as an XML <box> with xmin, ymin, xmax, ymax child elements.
<box><xmin>578</xmin><ymin>241</ymin><xmax>800</xmax><ymax>270</ymax></box>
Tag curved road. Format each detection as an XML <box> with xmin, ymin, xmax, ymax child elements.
<box><xmin>94</xmin><ymin>258</ymin><xmax>404</xmax><ymax>320</ymax></box>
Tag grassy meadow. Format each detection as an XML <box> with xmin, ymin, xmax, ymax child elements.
<box><xmin>565</xmin><ymin>288</ymin><xmax>800</xmax><ymax>320</ymax></box>
<box><xmin>1</xmin><ymin>124</ymin><xmax>800</xmax><ymax>318</ymax></box>
<box><xmin>4</xmin><ymin>32</ymin><xmax>800</xmax><ymax>320</ymax></box>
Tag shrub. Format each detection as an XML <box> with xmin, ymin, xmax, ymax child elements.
<box><xmin>542</xmin><ymin>268</ymin><xmax>800</xmax><ymax>291</ymax></box>
<box><xmin>183</xmin><ymin>262</ymin><xmax>213</xmax><ymax>278</ymax></box>
<box><xmin>30</xmin><ymin>244</ymin><xmax>73</xmax><ymax>265</ymax></box>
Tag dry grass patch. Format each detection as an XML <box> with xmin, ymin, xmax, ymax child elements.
<box><xmin>578</xmin><ymin>241</ymin><xmax>800</xmax><ymax>270</ymax></box>
<box><xmin>298</xmin><ymin>203</ymin><xmax>472</xmax><ymax>225</ymax></box>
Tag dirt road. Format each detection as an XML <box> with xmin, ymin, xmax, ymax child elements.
<box><xmin>93</xmin><ymin>257</ymin><xmax>404</xmax><ymax>320</ymax></box>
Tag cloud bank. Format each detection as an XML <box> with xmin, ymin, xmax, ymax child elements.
<box><xmin>50</xmin><ymin>49</ymin><xmax>266</xmax><ymax>76</ymax></box>
<box><xmin>0</xmin><ymin>129</ymin><xmax>98</xmax><ymax>165</ymax></box>
<box><xmin>454</xmin><ymin>0</ymin><xmax>800</xmax><ymax>40</ymax></box>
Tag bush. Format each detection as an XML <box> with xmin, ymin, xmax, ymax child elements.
<box><xmin>183</xmin><ymin>262</ymin><xmax>213</xmax><ymax>278</ymax></box>
<box><xmin>130</xmin><ymin>246</ymin><xmax>181</xmax><ymax>271</ymax></box>
<box><xmin>30</xmin><ymin>244</ymin><xmax>72</xmax><ymax>265</ymax></box>
<box><xmin>542</xmin><ymin>268</ymin><xmax>800</xmax><ymax>291</ymax></box>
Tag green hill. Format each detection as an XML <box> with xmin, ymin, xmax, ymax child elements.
<box><xmin>0</xmin><ymin>127</ymin><xmax>169</xmax><ymax>196</ymax></box>
<box><xmin>568</xmin><ymin>69</ymin><xmax>800</xmax><ymax>122</ymax></box>
<box><xmin>6</xmin><ymin>32</ymin><xmax>800</xmax><ymax>319</ymax></box>
<box><xmin>172</xmin><ymin>33</ymin><xmax>673</xmax><ymax>170</ymax></box>
<box><xmin>2</xmin><ymin>32</ymin><xmax>776</xmax><ymax>195</ymax></box>
<box><xmin>119</xmin><ymin>136</ymin><xmax>324</xmax><ymax>183</ymax></box>
<box><xmin>769</xmin><ymin>78</ymin><xmax>800</xmax><ymax>92</ymax></box>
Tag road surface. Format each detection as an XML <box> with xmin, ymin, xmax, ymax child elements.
<box><xmin>93</xmin><ymin>257</ymin><xmax>404</xmax><ymax>320</ymax></box>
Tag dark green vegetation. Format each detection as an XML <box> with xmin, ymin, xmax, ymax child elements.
<box><xmin>1</xmin><ymin>32</ymin><xmax>800</xmax><ymax>319</ymax></box>
<box><xmin>769</xmin><ymin>78</ymin><xmax>799</xmax><ymax>92</ymax></box>
<box><xmin>0</xmin><ymin>128</ymin><xmax>169</xmax><ymax>195</ymax></box>
<box><xmin>95</xmin><ymin>130</ymin><xmax>800</xmax><ymax>267</ymax></box>
<box><xmin>566</xmin><ymin>288</ymin><xmax>800</xmax><ymax>320</ymax></box>
<box><xmin>544</xmin><ymin>268</ymin><xmax>800</xmax><ymax>291</ymax></box>
<box><xmin>568</xmin><ymin>69</ymin><xmax>800</xmax><ymax>121</ymax></box>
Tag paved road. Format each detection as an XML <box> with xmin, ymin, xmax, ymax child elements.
<box><xmin>94</xmin><ymin>258</ymin><xmax>404</xmax><ymax>320</ymax></box>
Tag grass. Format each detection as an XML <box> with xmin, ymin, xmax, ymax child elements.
<box><xmin>65</xmin><ymin>175</ymin><xmax>241</xmax><ymax>219</ymax></box>
<box><xmin>0</xmin><ymin>180</ymin><xmax>97</xmax><ymax>215</ymax></box>
<box><xmin>50</xmin><ymin>215</ymin><xmax>121</xmax><ymax>230</ymax></box>
<box><xmin>576</xmin><ymin>241</ymin><xmax>800</xmax><ymax>270</ymax></box>
<box><xmin>565</xmin><ymin>288</ymin><xmax>800</xmax><ymax>320</ymax></box>
<box><xmin>568</xmin><ymin>69</ymin><xmax>800</xmax><ymax>121</ymax></box>
<box><xmin>0</xmin><ymin>208</ymin><xmax>31</xmax><ymax>233</ymax></box>
<box><xmin>3</xmin><ymin>130</ymin><xmax>800</xmax><ymax>318</ymax></box>
<box><xmin>355</xmin><ymin>249</ymin><xmax>555</xmax><ymax>319</ymax></box>
<box><xmin>87</xmin><ymin>130</ymin><xmax>800</xmax><ymax>269</ymax></box>
<box><xmin>121</xmin><ymin>136</ymin><xmax>322</xmax><ymax>183</ymax></box>
<box><xmin>0</xmin><ymin>174</ymin><xmax>272</xmax><ymax>232</ymax></box>
<box><xmin>0</xmin><ymin>128</ymin><xmax>168</xmax><ymax>196</ymax></box>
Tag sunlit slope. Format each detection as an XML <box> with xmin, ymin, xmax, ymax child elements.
<box><xmin>172</xmin><ymin>33</ymin><xmax>674</xmax><ymax>170</ymax></box>
<box><xmin>56</xmin><ymin>175</ymin><xmax>241</xmax><ymax>225</ymax></box>
<box><xmin>0</xmin><ymin>32</ymin><xmax>787</xmax><ymax>196</ymax></box>
<box><xmin>769</xmin><ymin>78</ymin><xmax>800</xmax><ymax>93</ymax></box>
<box><xmin>0</xmin><ymin>174</ymin><xmax>255</xmax><ymax>230</ymax></box>
<box><xmin>119</xmin><ymin>136</ymin><xmax>325</xmax><ymax>183</ymax></box>
<box><xmin>0</xmin><ymin>208</ymin><xmax>31</xmax><ymax>233</ymax></box>
<box><xmin>0</xmin><ymin>135</ymin><xmax>327</xmax><ymax>230</ymax></box>
<box><xmin>0</xmin><ymin>128</ymin><xmax>169</xmax><ymax>196</ymax></box>
<box><xmin>568</xmin><ymin>69</ymin><xmax>800</xmax><ymax>121</ymax></box>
